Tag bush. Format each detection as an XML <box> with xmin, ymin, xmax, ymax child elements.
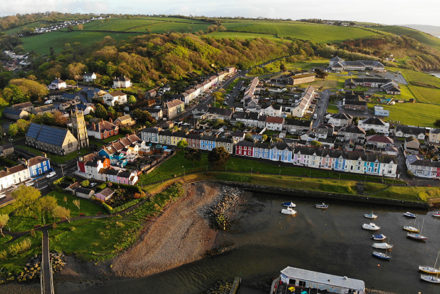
<box><xmin>102</xmin><ymin>202</ymin><xmax>113</xmax><ymax>214</ymax></box>
<box><xmin>8</xmin><ymin>238</ymin><xmax>31</xmax><ymax>256</ymax></box>
<box><xmin>97</xmin><ymin>183</ymin><xmax>107</xmax><ymax>190</ymax></box>
<box><xmin>81</xmin><ymin>180</ymin><xmax>90</xmax><ymax>187</ymax></box>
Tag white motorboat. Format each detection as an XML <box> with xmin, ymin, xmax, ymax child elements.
<box><xmin>403</xmin><ymin>211</ymin><xmax>416</xmax><ymax>218</ymax></box>
<box><xmin>403</xmin><ymin>226</ymin><xmax>420</xmax><ymax>233</ymax></box>
<box><xmin>362</xmin><ymin>223</ymin><xmax>380</xmax><ymax>231</ymax></box>
<box><xmin>407</xmin><ymin>233</ymin><xmax>428</xmax><ymax>242</ymax></box>
<box><xmin>364</xmin><ymin>212</ymin><xmax>378</xmax><ymax>219</ymax></box>
<box><xmin>281</xmin><ymin>207</ymin><xmax>297</xmax><ymax>216</ymax></box>
<box><xmin>420</xmin><ymin>274</ymin><xmax>440</xmax><ymax>284</ymax></box>
<box><xmin>315</xmin><ymin>203</ymin><xmax>328</xmax><ymax>209</ymax></box>
<box><xmin>372</xmin><ymin>242</ymin><xmax>393</xmax><ymax>250</ymax></box>
<box><xmin>372</xmin><ymin>251</ymin><xmax>391</xmax><ymax>261</ymax></box>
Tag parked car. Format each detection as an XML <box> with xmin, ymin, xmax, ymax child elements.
<box><xmin>90</xmin><ymin>182</ymin><xmax>97</xmax><ymax>187</ymax></box>
<box><xmin>0</xmin><ymin>193</ymin><xmax>6</xmax><ymax>199</ymax></box>
<box><xmin>46</xmin><ymin>171</ymin><xmax>56</xmax><ymax>178</ymax></box>
<box><xmin>25</xmin><ymin>181</ymin><xmax>34</xmax><ymax>186</ymax></box>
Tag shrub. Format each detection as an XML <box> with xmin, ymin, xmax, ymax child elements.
<box><xmin>97</xmin><ymin>183</ymin><xmax>107</xmax><ymax>190</ymax></box>
<box><xmin>102</xmin><ymin>202</ymin><xmax>113</xmax><ymax>213</ymax></box>
<box><xmin>81</xmin><ymin>180</ymin><xmax>90</xmax><ymax>187</ymax></box>
<box><xmin>8</xmin><ymin>238</ymin><xmax>31</xmax><ymax>256</ymax></box>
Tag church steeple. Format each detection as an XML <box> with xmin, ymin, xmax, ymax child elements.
<box><xmin>71</xmin><ymin>108</ymin><xmax>89</xmax><ymax>149</ymax></box>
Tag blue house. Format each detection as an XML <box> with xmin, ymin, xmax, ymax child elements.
<box><xmin>27</xmin><ymin>156</ymin><xmax>51</xmax><ymax>178</ymax></box>
<box><xmin>99</xmin><ymin>148</ymin><xmax>127</xmax><ymax>167</ymax></box>
<box><xmin>200</xmin><ymin>136</ymin><xmax>216</xmax><ymax>151</ymax></box>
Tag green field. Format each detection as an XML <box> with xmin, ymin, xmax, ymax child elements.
<box><xmin>206</xmin><ymin>31</ymin><xmax>278</xmax><ymax>40</ymax></box>
<box><xmin>219</xmin><ymin>20</ymin><xmax>380</xmax><ymax>43</ymax></box>
<box><xmin>378</xmin><ymin>102</ymin><xmax>440</xmax><ymax>127</ymax></box>
<box><xmin>373</xmin><ymin>25</ymin><xmax>440</xmax><ymax>50</ymax></box>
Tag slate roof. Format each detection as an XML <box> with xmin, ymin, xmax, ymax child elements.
<box><xmin>166</xmin><ymin>99</ymin><xmax>184</xmax><ymax>109</ymax></box>
<box><xmin>27</xmin><ymin>156</ymin><xmax>48</xmax><ymax>166</ymax></box>
<box><xmin>361</xmin><ymin>117</ymin><xmax>387</xmax><ymax>126</ymax></box>
<box><xmin>26</xmin><ymin>123</ymin><xmax>70</xmax><ymax>146</ymax></box>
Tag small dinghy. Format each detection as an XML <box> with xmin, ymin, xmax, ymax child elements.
<box><xmin>372</xmin><ymin>233</ymin><xmax>387</xmax><ymax>241</ymax></box>
<box><xmin>432</xmin><ymin>211</ymin><xmax>440</xmax><ymax>218</ymax></box>
<box><xmin>315</xmin><ymin>203</ymin><xmax>328</xmax><ymax>209</ymax></box>
<box><xmin>403</xmin><ymin>226</ymin><xmax>420</xmax><ymax>233</ymax></box>
<box><xmin>372</xmin><ymin>251</ymin><xmax>391</xmax><ymax>261</ymax></box>
<box><xmin>281</xmin><ymin>207</ymin><xmax>297</xmax><ymax>216</ymax></box>
<box><xmin>364</xmin><ymin>212</ymin><xmax>378</xmax><ymax>219</ymax></box>
<box><xmin>419</xmin><ymin>266</ymin><xmax>440</xmax><ymax>275</ymax></box>
<box><xmin>372</xmin><ymin>242</ymin><xmax>393</xmax><ymax>250</ymax></box>
<box><xmin>420</xmin><ymin>274</ymin><xmax>440</xmax><ymax>284</ymax></box>
<box><xmin>403</xmin><ymin>212</ymin><xmax>416</xmax><ymax>218</ymax></box>
<box><xmin>407</xmin><ymin>233</ymin><xmax>428</xmax><ymax>242</ymax></box>
<box><xmin>362</xmin><ymin>223</ymin><xmax>380</xmax><ymax>231</ymax></box>
<box><xmin>281</xmin><ymin>202</ymin><xmax>296</xmax><ymax>208</ymax></box>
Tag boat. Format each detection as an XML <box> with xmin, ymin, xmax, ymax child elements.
<box><xmin>403</xmin><ymin>212</ymin><xmax>416</xmax><ymax>218</ymax></box>
<box><xmin>419</xmin><ymin>251</ymin><xmax>440</xmax><ymax>275</ymax></box>
<box><xmin>372</xmin><ymin>242</ymin><xmax>393</xmax><ymax>250</ymax></box>
<box><xmin>372</xmin><ymin>233</ymin><xmax>387</xmax><ymax>241</ymax></box>
<box><xmin>420</xmin><ymin>274</ymin><xmax>440</xmax><ymax>284</ymax></box>
<box><xmin>403</xmin><ymin>226</ymin><xmax>420</xmax><ymax>233</ymax></box>
<box><xmin>281</xmin><ymin>202</ymin><xmax>296</xmax><ymax>208</ymax></box>
<box><xmin>432</xmin><ymin>212</ymin><xmax>440</xmax><ymax>218</ymax></box>
<box><xmin>281</xmin><ymin>207</ymin><xmax>297</xmax><ymax>216</ymax></box>
<box><xmin>419</xmin><ymin>266</ymin><xmax>440</xmax><ymax>275</ymax></box>
<box><xmin>407</xmin><ymin>233</ymin><xmax>428</xmax><ymax>242</ymax></box>
<box><xmin>407</xmin><ymin>219</ymin><xmax>427</xmax><ymax>242</ymax></box>
<box><xmin>315</xmin><ymin>203</ymin><xmax>328</xmax><ymax>209</ymax></box>
<box><xmin>362</xmin><ymin>223</ymin><xmax>380</xmax><ymax>231</ymax></box>
<box><xmin>372</xmin><ymin>251</ymin><xmax>391</xmax><ymax>261</ymax></box>
<box><xmin>364</xmin><ymin>212</ymin><xmax>378</xmax><ymax>219</ymax></box>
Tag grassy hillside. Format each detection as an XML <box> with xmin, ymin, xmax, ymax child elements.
<box><xmin>373</xmin><ymin>25</ymin><xmax>440</xmax><ymax>51</ymax></box>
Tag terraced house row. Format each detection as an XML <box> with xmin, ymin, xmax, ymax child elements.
<box><xmin>141</xmin><ymin>128</ymin><xmax>398</xmax><ymax>178</ymax></box>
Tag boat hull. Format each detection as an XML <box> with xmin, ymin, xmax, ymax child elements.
<box><xmin>419</xmin><ymin>266</ymin><xmax>440</xmax><ymax>275</ymax></box>
<box><xmin>407</xmin><ymin>233</ymin><xmax>428</xmax><ymax>242</ymax></box>
<box><xmin>281</xmin><ymin>208</ymin><xmax>297</xmax><ymax>215</ymax></box>
<box><xmin>372</xmin><ymin>251</ymin><xmax>391</xmax><ymax>261</ymax></box>
<box><xmin>420</xmin><ymin>274</ymin><xmax>440</xmax><ymax>284</ymax></box>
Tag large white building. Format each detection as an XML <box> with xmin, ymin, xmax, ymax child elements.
<box><xmin>113</xmin><ymin>76</ymin><xmax>131</xmax><ymax>88</ymax></box>
<box><xmin>358</xmin><ymin>117</ymin><xmax>389</xmax><ymax>135</ymax></box>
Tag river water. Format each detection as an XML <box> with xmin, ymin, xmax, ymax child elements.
<box><xmin>73</xmin><ymin>192</ymin><xmax>440</xmax><ymax>294</ymax></box>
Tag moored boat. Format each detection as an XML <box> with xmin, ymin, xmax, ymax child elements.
<box><xmin>403</xmin><ymin>212</ymin><xmax>416</xmax><ymax>218</ymax></box>
<box><xmin>372</xmin><ymin>251</ymin><xmax>391</xmax><ymax>261</ymax></box>
<box><xmin>372</xmin><ymin>233</ymin><xmax>387</xmax><ymax>241</ymax></box>
<box><xmin>403</xmin><ymin>226</ymin><xmax>420</xmax><ymax>233</ymax></box>
<box><xmin>407</xmin><ymin>233</ymin><xmax>428</xmax><ymax>242</ymax></box>
<box><xmin>281</xmin><ymin>207</ymin><xmax>297</xmax><ymax>216</ymax></box>
<box><xmin>364</xmin><ymin>212</ymin><xmax>378</xmax><ymax>219</ymax></box>
<box><xmin>432</xmin><ymin>211</ymin><xmax>440</xmax><ymax>218</ymax></box>
<box><xmin>420</xmin><ymin>274</ymin><xmax>440</xmax><ymax>284</ymax></box>
<box><xmin>419</xmin><ymin>266</ymin><xmax>440</xmax><ymax>275</ymax></box>
<box><xmin>362</xmin><ymin>223</ymin><xmax>380</xmax><ymax>231</ymax></box>
<box><xmin>372</xmin><ymin>242</ymin><xmax>393</xmax><ymax>250</ymax></box>
<box><xmin>315</xmin><ymin>203</ymin><xmax>328</xmax><ymax>209</ymax></box>
<box><xmin>281</xmin><ymin>202</ymin><xmax>296</xmax><ymax>208</ymax></box>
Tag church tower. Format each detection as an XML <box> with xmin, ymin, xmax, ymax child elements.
<box><xmin>71</xmin><ymin>108</ymin><xmax>89</xmax><ymax>149</ymax></box>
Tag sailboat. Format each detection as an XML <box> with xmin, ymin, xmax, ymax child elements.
<box><xmin>364</xmin><ymin>212</ymin><xmax>378</xmax><ymax>219</ymax></box>
<box><xmin>372</xmin><ymin>251</ymin><xmax>391</xmax><ymax>261</ymax></box>
<box><xmin>403</xmin><ymin>218</ymin><xmax>419</xmax><ymax>233</ymax></box>
<box><xmin>403</xmin><ymin>211</ymin><xmax>416</xmax><ymax>218</ymax></box>
<box><xmin>362</xmin><ymin>223</ymin><xmax>380</xmax><ymax>231</ymax></box>
<box><xmin>407</xmin><ymin>219</ymin><xmax>428</xmax><ymax>242</ymax></box>
<box><xmin>419</xmin><ymin>251</ymin><xmax>440</xmax><ymax>275</ymax></box>
<box><xmin>372</xmin><ymin>233</ymin><xmax>387</xmax><ymax>241</ymax></box>
<box><xmin>432</xmin><ymin>211</ymin><xmax>440</xmax><ymax>218</ymax></box>
<box><xmin>281</xmin><ymin>207</ymin><xmax>297</xmax><ymax>216</ymax></box>
<box><xmin>420</xmin><ymin>274</ymin><xmax>440</xmax><ymax>284</ymax></box>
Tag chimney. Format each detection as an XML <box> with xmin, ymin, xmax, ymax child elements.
<box><xmin>109</xmin><ymin>117</ymin><xmax>113</xmax><ymax>123</ymax></box>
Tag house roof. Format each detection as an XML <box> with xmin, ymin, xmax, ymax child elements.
<box><xmin>361</xmin><ymin>117</ymin><xmax>386</xmax><ymax>126</ymax></box>
<box><xmin>26</xmin><ymin>123</ymin><xmax>70</xmax><ymax>146</ymax></box>
<box><xmin>111</xmin><ymin>90</ymin><xmax>126</xmax><ymax>97</ymax></box>
<box><xmin>265</xmin><ymin>116</ymin><xmax>284</xmax><ymax>124</ymax></box>
<box><xmin>96</xmin><ymin>187</ymin><xmax>114</xmax><ymax>197</ymax></box>
<box><xmin>0</xmin><ymin>164</ymin><xmax>27</xmax><ymax>179</ymax></box>
<box><xmin>27</xmin><ymin>156</ymin><xmax>48</xmax><ymax>166</ymax></box>
<box><xmin>331</xmin><ymin>113</ymin><xmax>352</xmax><ymax>120</ymax></box>
<box><xmin>208</xmin><ymin>107</ymin><xmax>233</xmax><ymax>117</ymax></box>
<box><xmin>166</xmin><ymin>99</ymin><xmax>184</xmax><ymax>109</ymax></box>
<box><xmin>367</xmin><ymin>135</ymin><xmax>394</xmax><ymax>144</ymax></box>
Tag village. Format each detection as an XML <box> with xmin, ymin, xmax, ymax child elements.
<box><xmin>0</xmin><ymin>56</ymin><xmax>439</xmax><ymax>211</ymax></box>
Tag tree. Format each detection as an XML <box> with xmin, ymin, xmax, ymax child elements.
<box><xmin>434</xmin><ymin>119</ymin><xmax>440</xmax><ymax>128</ymax></box>
<box><xmin>0</xmin><ymin>214</ymin><xmax>9</xmax><ymax>237</ymax></box>
<box><xmin>128</xmin><ymin>95</ymin><xmax>137</xmax><ymax>105</ymax></box>
<box><xmin>72</xmin><ymin>199</ymin><xmax>80</xmax><ymax>212</ymax></box>
<box><xmin>11</xmin><ymin>186</ymin><xmax>41</xmax><ymax>216</ymax></box>
<box><xmin>177</xmin><ymin>139</ymin><xmax>188</xmax><ymax>149</ymax></box>
<box><xmin>8</xmin><ymin>123</ymin><xmax>18</xmax><ymax>137</ymax></box>
<box><xmin>95</xmin><ymin>103</ymin><xmax>108</xmax><ymax>119</ymax></box>
<box><xmin>311</xmin><ymin>140</ymin><xmax>322</xmax><ymax>147</ymax></box>
<box><xmin>208</xmin><ymin>147</ymin><xmax>230</xmax><ymax>167</ymax></box>
<box><xmin>53</xmin><ymin>206</ymin><xmax>70</xmax><ymax>223</ymax></box>
<box><xmin>38</xmin><ymin>196</ymin><xmax>58</xmax><ymax>224</ymax></box>
<box><xmin>132</xmin><ymin>109</ymin><xmax>155</xmax><ymax>125</ymax></box>
<box><xmin>184</xmin><ymin>148</ymin><xmax>201</xmax><ymax>162</ymax></box>
<box><xmin>67</xmin><ymin>62</ymin><xmax>86</xmax><ymax>80</ymax></box>
<box><xmin>81</xmin><ymin>180</ymin><xmax>90</xmax><ymax>187</ymax></box>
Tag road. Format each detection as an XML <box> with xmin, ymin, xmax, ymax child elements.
<box><xmin>41</xmin><ymin>229</ymin><xmax>54</xmax><ymax>294</ymax></box>
<box><xmin>312</xmin><ymin>89</ymin><xmax>331</xmax><ymax>129</ymax></box>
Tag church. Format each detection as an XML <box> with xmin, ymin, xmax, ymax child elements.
<box><xmin>25</xmin><ymin>109</ymin><xmax>89</xmax><ymax>155</ymax></box>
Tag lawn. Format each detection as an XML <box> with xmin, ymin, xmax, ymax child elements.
<box><xmin>377</xmin><ymin>102</ymin><xmax>440</xmax><ymax>127</ymax></box>
<box><xmin>219</xmin><ymin>20</ymin><xmax>380</xmax><ymax>43</ymax></box>
<box><xmin>46</xmin><ymin>190</ymin><xmax>106</xmax><ymax>217</ymax></box>
<box><xmin>138</xmin><ymin>151</ymin><xmax>403</xmax><ymax>186</ymax></box>
<box><xmin>327</xmin><ymin>104</ymin><xmax>339</xmax><ymax>114</ymax></box>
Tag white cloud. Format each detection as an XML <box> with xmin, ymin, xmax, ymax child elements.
<box><xmin>1</xmin><ymin>0</ymin><xmax>439</xmax><ymax>26</ymax></box>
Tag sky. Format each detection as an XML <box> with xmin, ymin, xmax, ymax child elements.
<box><xmin>1</xmin><ymin>0</ymin><xmax>440</xmax><ymax>26</ymax></box>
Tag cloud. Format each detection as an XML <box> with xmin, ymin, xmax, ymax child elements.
<box><xmin>0</xmin><ymin>0</ymin><xmax>439</xmax><ymax>26</ymax></box>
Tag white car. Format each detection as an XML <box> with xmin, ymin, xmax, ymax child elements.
<box><xmin>46</xmin><ymin>171</ymin><xmax>57</xmax><ymax>178</ymax></box>
<box><xmin>0</xmin><ymin>193</ymin><xmax>6</xmax><ymax>199</ymax></box>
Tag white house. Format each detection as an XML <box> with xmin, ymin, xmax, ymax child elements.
<box><xmin>265</xmin><ymin>116</ymin><xmax>284</xmax><ymax>131</ymax></box>
<box><xmin>394</xmin><ymin>125</ymin><xmax>426</xmax><ymax>140</ymax></box>
<box><xmin>48</xmin><ymin>78</ymin><xmax>67</xmax><ymax>90</ymax></box>
<box><xmin>103</xmin><ymin>91</ymin><xmax>127</xmax><ymax>106</ymax></box>
<box><xmin>113</xmin><ymin>76</ymin><xmax>132</xmax><ymax>88</ymax></box>
<box><xmin>261</xmin><ymin>105</ymin><xmax>283</xmax><ymax>117</ymax></box>
<box><xmin>0</xmin><ymin>164</ymin><xmax>31</xmax><ymax>191</ymax></box>
<box><xmin>358</xmin><ymin>117</ymin><xmax>389</xmax><ymax>135</ymax></box>
<box><xmin>327</xmin><ymin>113</ymin><xmax>352</xmax><ymax>128</ymax></box>
<box><xmin>83</xmin><ymin>72</ymin><xmax>97</xmax><ymax>83</ymax></box>
<box><xmin>429</xmin><ymin>128</ymin><xmax>440</xmax><ymax>144</ymax></box>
